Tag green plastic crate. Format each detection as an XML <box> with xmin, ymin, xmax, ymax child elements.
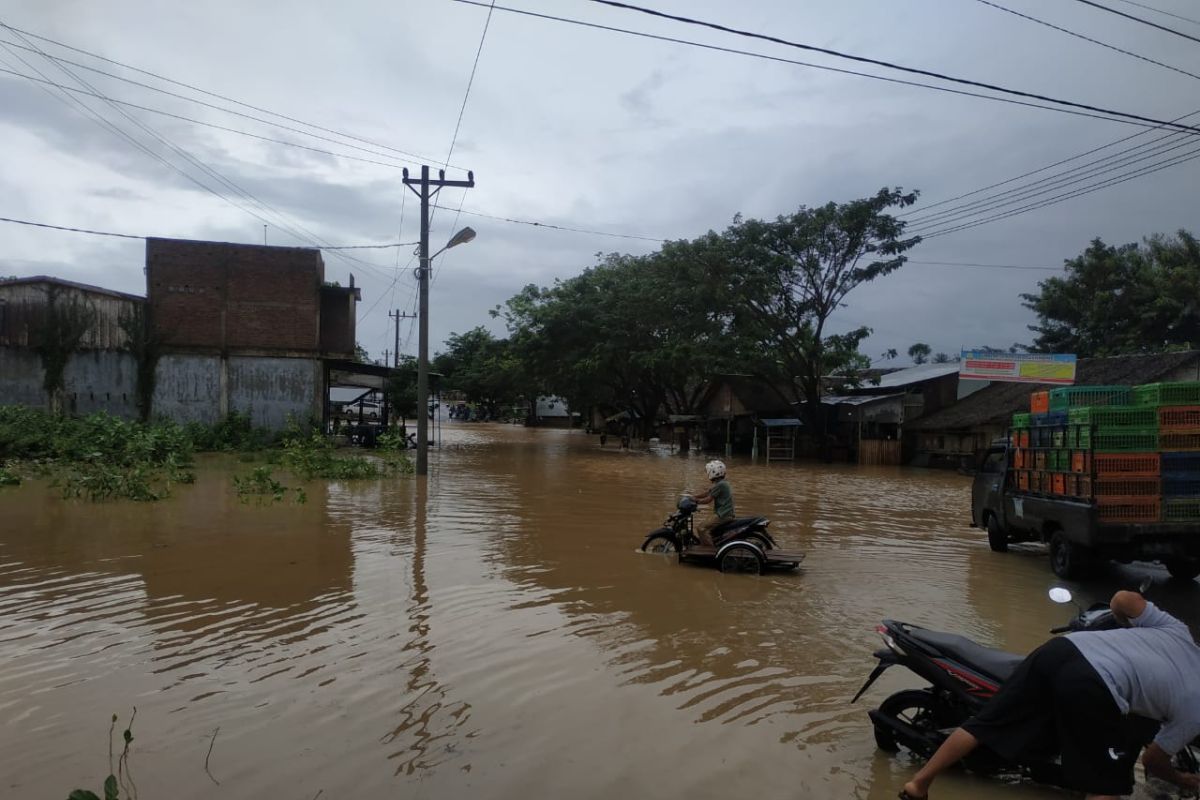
<box><xmin>1067</xmin><ymin>405</ymin><xmax>1159</xmax><ymax>428</ymax></box>
<box><xmin>1163</xmin><ymin>498</ymin><xmax>1200</xmax><ymax>523</ymax></box>
<box><xmin>1011</xmin><ymin>412</ymin><xmax>1032</xmax><ymax>429</ymax></box>
<box><xmin>1133</xmin><ymin>382</ymin><xmax>1200</xmax><ymax>407</ymax></box>
<box><xmin>1092</xmin><ymin>429</ymin><xmax>1159</xmax><ymax>452</ymax></box>
<box><xmin>1073</xmin><ymin>427</ymin><xmax>1091</xmax><ymax>449</ymax></box>
<box><xmin>1049</xmin><ymin>385</ymin><xmax>1132</xmax><ymax>411</ymax></box>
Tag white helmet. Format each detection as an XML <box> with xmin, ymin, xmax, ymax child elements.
<box><xmin>705</xmin><ymin>460</ymin><xmax>726</xmax><ymax>480</ymax></box>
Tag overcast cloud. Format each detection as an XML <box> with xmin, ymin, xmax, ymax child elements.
<box><xmin>2</xmin><ymin>0</ymin><xmax>1198</xmax><ymax>363</ymax></box>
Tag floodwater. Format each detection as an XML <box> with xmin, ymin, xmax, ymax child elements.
<box><xmin>2</xmin><ymin>425</ymin><xmax>1198</xmax><ymax>799</ymax></box>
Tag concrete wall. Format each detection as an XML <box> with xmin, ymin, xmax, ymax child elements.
<box><xmin>0</xmin><ymin>346</ymin><xmax>138</xmax><ymax>417</ymax></box>
<box><xmin>228</xmin><ymin>356</ymin><xmax>322</xmax><ymax>429</ymax></box>
<box><xmin>153</xmin><ymin>353</ymin><xmax>224</xmax><ymax>425</ymax></box>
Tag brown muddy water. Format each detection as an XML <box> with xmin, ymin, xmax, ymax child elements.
<box><xmin>2</xmin><ymin>424</ymin><xmax>1198</xmax><ymax>799</ymax></box>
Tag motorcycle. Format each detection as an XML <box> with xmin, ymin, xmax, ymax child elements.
<box><xmin>853</xmin><ymin>584</ymin><xmax>1199</xmax><ymax>788</ymax></box>
<box><xmin>639</xmin><ymin>496</ymin><xmax>803</xmax><ymax>574</ymax></box>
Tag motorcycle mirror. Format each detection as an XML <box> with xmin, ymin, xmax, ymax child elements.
<box><xmin>1048</xmin><ymin>587</ymin><xmax>1074</xmax><ymax>604</ymax></box>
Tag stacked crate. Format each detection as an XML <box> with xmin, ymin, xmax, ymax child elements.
<box><xmin>1010</xmin><ymin>381</ymin><xmax>1200</xmax><ymax>525</ymax></box>
<box><xmin>1139</xmin><ymin>382</ymin><xmax>1200</xmax><ymax>523</ymax></box>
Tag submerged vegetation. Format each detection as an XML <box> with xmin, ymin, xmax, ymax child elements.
<box><xmin>0</xmin><ymin>406</ymin><xmax>413</xmax><ymax>502</ymax></box>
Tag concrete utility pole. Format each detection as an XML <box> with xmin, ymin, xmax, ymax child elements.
<box><xmin>388</xmin><ymin>310</ymin><xmax>417</xmax><ymax>367</ymax></box>
<box><xmin>402</xmin><ymin>165</ymin><xmax>475</xmax><ymax>476</ymax></box>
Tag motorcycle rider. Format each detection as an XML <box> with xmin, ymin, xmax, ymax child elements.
<box><xmin>900</xmin><ymin>589</ymin><xmax>1200</xmax><ymax>800</ymax></box>
<box><xmin>692</xmin><ymin>460</ymin><xmax>735</xmax><ymax>546</ymax></box>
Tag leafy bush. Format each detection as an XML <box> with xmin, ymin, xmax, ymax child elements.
<box><xmin>233</xmin><ymin>465</ymin><xmax>306</xmax><ymax>505</ymax></box>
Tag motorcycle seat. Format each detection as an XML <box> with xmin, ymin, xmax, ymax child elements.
<box><xmin>909</xmin><ymin>628</ymin><xmax>1024</xmax><ymax>681</ymax></box>
<box><xmin>711</xmin><ymin>517</ymin><xmax>766</xmax><ymax>534</ymax></box>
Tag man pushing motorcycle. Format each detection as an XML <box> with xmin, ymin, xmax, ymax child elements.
<box><xmin>900</xmin><ymin>588</ymin><xmax>1200</xmax><ymax>800</ymax></box>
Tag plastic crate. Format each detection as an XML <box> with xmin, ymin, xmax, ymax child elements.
<box><xmin>1071</xmin><ymin>451</ymin><xmax>1091</xmax><ymax>474</ymax></box>
<box><xmin>1033</xmin><ymin>411</ymin><xmax>1068</xmax><ymax>426</ymax></box>
<box><xmin>1078</xmin><ymin>475</ymin><xmax>1093</xmax><ymax>499</ymax></box>
<box><xmin>1095</xmin><ymin>476</ymin><xmax>1161</xmax><ymax>497</ymax></box>
<box><xmin>1017</xmin><ymin>471</ymin><xmax>1031</xmax><ymax>491</ymax></box>
<box><xmin>1163</xmin><ymin>498</ymin><xmax>1200</xmax><ymax>522</ymax></box>
<box><xmin>1159</xmin><ymin>405</ymin><xmax>1200</xmax><ymax>429</ymax></box>
<box><xmin>1067</xmin><ymin>405</ymin><xmax>1158</xmax><ymax>428</ymax></box>
<box><xmin>1052</xmin><ymin>473</ymin><xmax>1067</xmax><ymax>495</ymax></box>
<box><xmin>1160</xmin><ymin>431</ymin><xmax>1200</xmax><ymax>451</ymax></box>
<box><xmin>1163</xmin><ymin>476</ymin><xmax>1200</xmax><ymax>497</ymax></box>
<box><xmin>1092</xmin><ymin>429</ymin><xmax>1159</xmax><ymax>452</ymax></box>
<box><xmin>1012</xmin><ymin>448</ymin><xmax>1025</xmax><ymax>470</ymax></box>
<box><xmin>1031</xmin><ymin>471</ymin><xmax>1045</xmax><ymax>493</ymax></box>
<box><xmin>1049</xmin><ymin>386</ymin><xmax>1132</xmax><ymax>411</ymax></box>
<box><xmin>1012</xmin><ymin>412</ymin><xmax>1032</xmax><ymax>429</ymax></box>
<box><xmin>1032</xmin><ymin>427</ymin><xmax>1056</xmax><ymax>448</ymax></box>
<box><xmin>1031</xmin><ymin>391</ymin><xmax>1050</xmax><ymax>414</ymax></box>
<box><xmin>1034</xmin><ymin>451</ymin><xmax>1047</xmax><ymax>470</ymax></box>
<box><xmin>1051</xmin><ymin>429</ymin><xmax>1066</xmax><ymax>447</ymax></box>
<box><xmin>1094</xmin><ymin>453</ymin><xmax>1160</xmax><ymax>476</ymax></box>
<box><xmin>1097</xmin><ymin>496</ymin><xmax>1161</xmax><ymax>524</ymax></box>
<box><xmin>1015</xmin><ymin>430</ymin><xmax>1030</xmax><ymax>448</ymax></box>
<box><xmin>1162</xmin><ymin>453</ymin><xmax>1200</xmax><ymax>473</ymax></box>
<box><xmin>1133</xmin><ymin>382</ymin><xmax>1200</xmax><ymax>407</ymax></box>
<box><xmin>1075</xmin><ymin>427</ymin><xmax>1091</xmax><ymax>449</ymax></box>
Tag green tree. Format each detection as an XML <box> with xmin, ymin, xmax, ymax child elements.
<box><xmin>434</xmin><ymin>327</ymin><xmax>522</xmax><ymax>420</ymax></box>
<box><xmin>719</xmin><ymin>187</ymin><xmax>921</xmax><ymax>448</ymax></box>
<box><xmin>907</xmin><ymin>342</ymin><xmax>931</xmax><ymax>364</ymax></box>
<box><xmin>353</xmin><ymin>342</ymin><xmax>371</xmax><ymax>363</ymax></box>
<box><xmin>1021</xmin><ymin>231</ymin><xmax>1200</xmax><ymax>356</ymax></box>
<box><xmin>385</xmin><ymin>355</ymin><xmax>418</xmax><ymax>431</ymax></box>
<box><xmin>932</xmin><ymin>352</ymin><xmax>952</xmax><ymax>364</ymax></box>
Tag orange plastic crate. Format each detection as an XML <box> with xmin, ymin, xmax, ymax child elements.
<box><xmin>1030</xmin><ymin>391</ymin><xmax>1050</xmax><ymax>414</ymax></box>
<box><xmin>1017</xmin><ymin>471</ymin><xmax>1031</xmax><ymax>491</ymax></box>
<box><xmin>1071</xmin><ymin>451</ymin><xmax>1091</xmax><ymax>474</ymax></box>
<box><xmin>1095</xmin><ymin>476</ymin><xmax>1161</xmax><ymax>497</ymax></box>
<box><xmin>1096</xmin><ymin>496</ymin><xmax>1160</xmax><ymax>524</ymax></box>
<box><xmin>1015</xmin><ymin>430</ymin><xmax>1030</xmax><ymax>448</ymax></box>
<box><xmin>1034</xmin><ymin>451</ymin><xmax>1047</xmax><ymax>470</ymax></box>
<box><xmin>1052</xmin><ymin>474</ymin><xmax>1067</xmax><ymax>495</ymax></box>
<box><xmin>1159</xmin><ymin>406</ymin><xmax>1200</xmax><ymax>430</ymax></box>
<box><xmin>1094</xmin><ymin>453</ymin><xmax>1160</xmax><ymax>476</ymax></box>
<box><xmin>1160</xmin><ymin>431</ymin><xmax>1200</xmax><ymax>451</ymax></box>
<box><xmin>1079</xmin><ymin>475</ymin><xmax>1092</xmax><ymax>498</ymax></box>
<box><xmin>1014</xmin><ymin>448</ymin><xmax>1027</xmax><ymax>469</ymax></box>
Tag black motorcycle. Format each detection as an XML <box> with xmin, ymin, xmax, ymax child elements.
<box><xmin>853</xmin><ymin>585</ymin><xmax>1199</xmax><ymax>788</ymax></box>
<box><xmin>639</xmin><ymin>496</ymin><xmax>804</xmax><ymax>574</ymax></box>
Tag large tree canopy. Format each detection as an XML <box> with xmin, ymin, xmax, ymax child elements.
<box><xmin>1022</xmin><ymin>231</ymin><xmax>1200</xmax><ymax>356</ymax></box>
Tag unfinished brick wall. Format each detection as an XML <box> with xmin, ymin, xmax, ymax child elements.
<box><xmin>146</xmin><ymin>238</ymin><xmax>325</xmax><ymax>353</ymax></box>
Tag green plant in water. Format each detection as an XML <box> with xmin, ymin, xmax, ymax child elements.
<box><xmin>0</xmin><ymin>463</ymin><xmax>20</xmax><ymax>486</ymax></box>
<box><xmin>68</xmin><ymin>708</ymin><xmax>136</xmax><ymax>800</ymax></box>
<box><xmin>233</xmin><ymin>465</ymin><xmax>306</xmax><ymax>505</ymax></box>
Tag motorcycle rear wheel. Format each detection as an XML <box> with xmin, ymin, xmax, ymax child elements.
<box><xmin>874</xmin><ymin>690</ymin><xmax>949</xmax><ymax>756</ymax></box>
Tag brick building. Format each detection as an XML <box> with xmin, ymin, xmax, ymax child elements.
<box><xmin>146</xmin><ymin>238</ymin><xmax>360</xmax><ymax>428</ymax></box>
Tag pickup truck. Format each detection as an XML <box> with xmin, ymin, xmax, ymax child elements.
<box><xmin>970</xmin><ymin>442</ymin><xmax>1200</xmax><ymax>580</ymax></box>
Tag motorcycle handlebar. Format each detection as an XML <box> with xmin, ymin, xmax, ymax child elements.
<box><xmin>1049</xmin><ymin>625</ymin><xmax>1071</xmax><ymax>634</ymax></box>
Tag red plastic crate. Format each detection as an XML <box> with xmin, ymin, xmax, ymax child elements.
<box><xmin>1015</xmin><ymin>430</ymin><xmax>1030</xmax><ymax>448</ymax></box>
<box><xmin>1052</xmin><ymin>474</ymin><xmax>1067</xmax><ymax>495</ymax></box>
<box><xmin>1159</xmin><ymin>406</ymin><xmax>1200</xmax><ymax>429</ymax></box>
<box><xmin>1095</xmin><ymin>477</ymin><xmax>1161</xmax><ymax>497</ymax></box>
<box><xmin>1093</xmin><ymin>453</ymin><xmax>1160</xmax><ymax>476</ymax></box>
<box><xmin>1096</xmin><ymin>496</ymin><xmax>1161</xmax><ymax>524</ymax></box>
<box><xmin>1030</xmin><ymin>391</ymin><xmax>1050</xmax><ymax>414</ymax></box>
<box><xmin>1160</xmin><ymin>431</ymin><xmax>1200</xmax><ymax>451</ymax></box>
<box><xmin>1071</xmin><ymin>451</ymin><xmax>1091</xmax><ymax>474</ymax></box>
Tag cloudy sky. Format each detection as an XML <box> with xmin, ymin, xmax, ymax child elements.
<box><xmin>2</xmin><ymin>0</ymin><xmax>1198</xmax><ymax>363</ymax></box>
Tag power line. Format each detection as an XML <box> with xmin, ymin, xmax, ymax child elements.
<box><xmin>0</xmin><ymin>214</ymin><xmax>420</xmax><ymax>250</ymax></box>
<box><xmin>0</xmin><ymin>64</ymin><xmax>413</xmax><ymax>170</ymax></box>
<box><xmin>973</xmin><ymin>0</ymin><xmax>1200</xmax><ymax>81</ymax></box>
<box><xmin>2</xmin><ymin>23</ymin><xmax>461</xmax><ymax>170</ymax></box>
<box><xmin>906</xmin><ymin>259</ymin><xmax>1062</xmax><ymax>270</ymax></box>
<box><xmin>450</xmin><ymin>0</ymin><xmax>1189</xmax><ymax>133</ymax></box>
<box><xmin>1111</xmin><ymin>0</ymin><xmax>1200</xmax><ymax>28</ymax></box>
<box><xmin>580</xmin><ymin>0</ymin><xmax>1200</xmax><ymax>134</ymax></box>
<box><xmin>433</xmin><ymin>204</ymin><xmax>667</xmax><ymax>241</ymax></box>
<box><xmin>921</xmin><ymin>143</ymin><xmax>1200</xmax><ymax>238</ymax></box>
<box><xmin>906</xmin><ymin>129</ymin><xmax>1198</xmax><ymax>231</ymax></box>
<box><xmin>1069</xmin><ymin>0</ymin><xmax>1200</xmax><ymax>45</ymax></box>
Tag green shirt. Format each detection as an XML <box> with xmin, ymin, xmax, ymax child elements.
<box><xmin>709</xmin><ymin>479</ymin><xmax>734</xmax><ymax>519</ymax></box>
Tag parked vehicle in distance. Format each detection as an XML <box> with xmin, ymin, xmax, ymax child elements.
<box><xmin>971</xmin><ymin>441</ymin><xmax>1200</xmax><ymax>580</ymax></box>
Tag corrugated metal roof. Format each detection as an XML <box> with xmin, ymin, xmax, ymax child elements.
<box><xmin>870</xmin><ymin>362</ymin><xmax>960</xmax><ymax>388</ymax></box>
<box><xmin>818</xmin><ymin>393</ymin><xmax>906</xmax><ymax>406</ymax></box>
<box><xmin>760</xmin><ymin>418</ymin><xmax>803</xmax><ymax>427</ymax></box>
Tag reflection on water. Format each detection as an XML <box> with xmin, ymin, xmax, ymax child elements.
<box><xmin>1</xmin><ymin>425</ymin><xmax>1197</xmax><ymax>798</ymax></box>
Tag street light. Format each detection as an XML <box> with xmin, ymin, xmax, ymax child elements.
<box><xmin>416</xmin><ymin>225</ymin><xmax>477</xmax><ymax>475</ymax></box>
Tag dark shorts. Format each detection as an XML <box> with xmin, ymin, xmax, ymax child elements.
<box><xmin>962</xmin><ymin>637</ymin><xmax>1139</xmax><ymax>796</ymax></box>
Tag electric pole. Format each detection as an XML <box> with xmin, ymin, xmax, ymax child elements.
<box><xmin>388</xmin><ymin>310</ymin><xmax>417</xmax><ymax>367</ymax></box>
<box><xmin>402</xmin><ymin>165</ymin><xmax>475</xmax><ymax>476</ymax></box>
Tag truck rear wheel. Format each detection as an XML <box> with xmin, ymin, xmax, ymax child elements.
<box><xmin>1050</xmin><ymin>531</ymin><xmax>1092</xmax><ymax>580</ymax></box>
<box><xmin>986</xmin><ymin>514</ymin><xmax>1008</xmax><ymax>553</ymax></box>
<box><xmin>1165</xmin><ymin>558</ymin><xmax>1200</xmax><ymax>582</ymax></box>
